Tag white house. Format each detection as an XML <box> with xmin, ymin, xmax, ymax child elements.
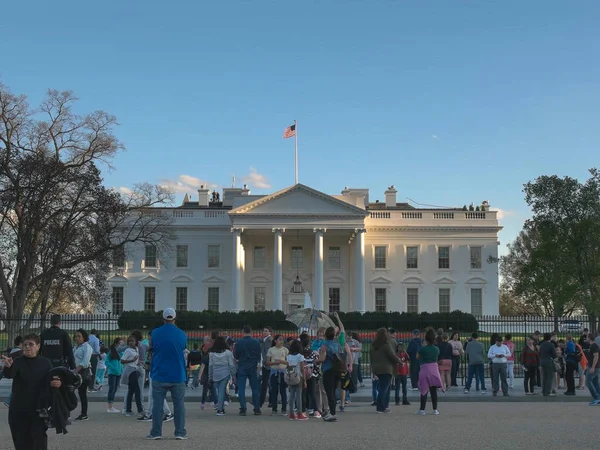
<box><xmin>107</xmin><ymin>183</ymin><xmax>502</xmax><ymax>315</ymax></box>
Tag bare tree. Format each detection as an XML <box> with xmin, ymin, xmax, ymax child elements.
<box><xmin>0</xmin><ymin>82</ymin><xmax>174</xmax><ymax>339</ymax></box>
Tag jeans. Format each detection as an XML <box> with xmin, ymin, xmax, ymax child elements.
<box><xmin>214</xmin><ymin>376</ymin><xmax>230</xmax><ymax>411</ymax></box>
<box><xmin>465</xmin><ymin>364</ymin><xmax>486</xmax><ymax>391</ymax></box>
<box><xmin>127</xmin><ymin>371</ymin><xmax>143</xmax><ymax>413</ymax></box>
<box><xmin>451</xmin><ymin>355</ymin><xmax>461</xmax><ymax>386</ymax></box>
<box><xmin>565</xmin><ymin>360</ymin><xmax>577</xmax><ymax>393</ymax></box>
<box><xmin>322</xmin><ymin>370</ymin><xmax>340</xmax><ymax>416</ymax></box>
<box><xmin>585</xmin><ymin>368</ymin><xmax>600</xmax><ymax>401</ymax></box>
<box><xmin>269</xmin><ymin>372</ymin><xmax>288</xmax><ymax>412</ymax></box>
<box><xmin>394</xmin><ymin>375</ymin><xmax>408</xmax><ymax>402</ymax></box>
<box><xmin>95</xmin><ymin>368</ymin><xmax>106</xmax><ymax>387</ymax></box>
<box><xmin>357</xmin><ymin>361</ymin><xmax>363</xmax><ymax>384</ymax></box>
<box><xmin>374</xmin><ymin>373</ymin><xmax>392</xmax><ymax>412</ymax></box>
<box><xmin>146</xmin><ymin>376</ymin><xmax>171</xmax><ymax>416</ymax></box>
<box><xmin>150</xmin><ymin>381</ymin><xmax>186</xmax><ymax>438</ymax></box>
<box><xmin>409</xmin><ymin>361</ymin><xmax>420</xmax><ymax>388</ymax></box>
<box><xmin>237</xmin><ymin>368</ymin><xmax>261</xmax><ymax>412</ymax></box>
<box><xmin>289</xmin><ymin>384</ymin><xmax>302</xmax><ymax>414</ymax></box>
<box><xmin>260</xmin><ymin>366</ymin><xmax>270</xmax><ymax>407</ymax></box>
<box><xmin>506</xmin><ymin>361</ymin><xmax>515</xmax><ymax>387</ymax></box>
<box><xmin>523</xmin><ymin>365</ymin><xmax>536</xmax><ymax>393</ymax></box>
<box><xmin>372</xmin><ymin>378</ymin><xmax>379</xmax><ymax>402</ymax></box>
<box><xmin>107</xmin><ymin>374</ymin><xmax>120</xmax><ymax>403</ymax></box>
<box><xmin>491</xmin><ymin>363</ymin><xmax>508</xmax><ymax>394</ymax></box>
<box><xmin>302</xmin><ymin>377</ymin><xmax>317</xmax><ymax>412</ymax></box>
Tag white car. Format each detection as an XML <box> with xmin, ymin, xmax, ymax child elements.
<box><xmin>559</xmin><ymin>320</ymin><xmax>583</xmax><ymax>334</ymax></box>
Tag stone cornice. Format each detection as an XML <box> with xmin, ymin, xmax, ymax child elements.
<box><xmin>230</xmin><ymin>213</ymin><xmax>366</xmax><ymax>219</ymax></box>
<box><xmin>366</xmin><ymin>226</ymin><xmax>503</xmax><ymax>233</ymax></box>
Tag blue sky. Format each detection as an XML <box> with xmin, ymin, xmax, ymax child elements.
<box><xmin>2</xmin><ymin>0</ymin><xmax>599</xmax><ymax>255</ymax></box>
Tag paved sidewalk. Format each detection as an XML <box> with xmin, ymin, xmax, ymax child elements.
<box><xmin>1</xmin><ymin>376</ymin><xmax>592</xmax><ymax>403</ymax></box>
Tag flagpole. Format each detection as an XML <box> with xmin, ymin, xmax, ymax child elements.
<box><xmin>294</xmin><ymin>119</ymin><xmax>298</xmax><ymax>184</ymax></box>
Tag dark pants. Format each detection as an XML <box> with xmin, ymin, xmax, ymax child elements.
<box><xmin>524</xmin><ymin>365</ymin><xmax>536</xmax><ymax>393</ymax></box>
<box><xmin>107</xmin><ymin>374</ymin><xmax>120</xmax><ymax>403</ymax></box>
<box><xmin>322</xmin><ymin>370</ymin><xmax>340</xmax><ymax>416</ymax></box>
<box><xmin>260</xmin><ymin>366</ymin><xmax>271</xmax><ymax>407</ymax></box>
<box><xmin>409</xmin><ymin>361</ymin><xmax>420</xmax><ymax>388</ymax></box>
<box><xmin>127</xmin><ymin>371</ymin><xmax>143</xmax><ymax>413</ymax></box>
<box><xmin>451</xmin><ymin>355</ymin><xmax>461</xmax><ymax>386</ymax></box>
<box><xmin>357</xmin><ymin>362</ymin><xmax>363</xmax><ymax>384</ymax></box>
<box><xmin>565</xmin><ymin>360</ymin><xmax>577</xmax><ymax>393</ymax></box>
<box><xmin>269</xmin><ymin>372</ymin><xmax>288</xmax><ymax>413</ymax></box>
<box><xmin>420</xmin><ymin>387</ymin><xmax>438</xmax><ymax>411</ymax></box>
<box><xmin>90</xmin><ymin>354</ymin><xmax>99</xmax><ymax>381</ymax></box>
<box><xmin>78</xmin><ymin>379</ymin><xmax>88</xmax><ymax>416</ymax></box>
<box><xmin>491</xmin><ymin>363</ymin><xmax>508</xmax><ymax>394</ymax></box>
<box><xmin>9</xmin><ymin>410</ymin><xmax>48</xmax><ymax>450</ymax></box>
<box><xmin>201</xmin><ymin>380</ymin><xmax>216</xmax><ymax>405</ymax></box>
<box><xmin>237</xmin><ymin>368</ymin><xmax>261</xmax><ymax>413</ymax></box>
<box><xmin>395</xmin><ymin>375</ymin><xmax>408</xmax><ymax>402</ymax></box>
<box><xmin>541</xmin><ymin>360</ymin><xmax>555</xmax><ymax>396</ymax></box>
<box><xmin>536</xmin><ymin>366</ymin><xmax>542</xmax><ymax>387</ymax></box>
<box><xmin>375</xmin><ymin>373</ymin><xmax>392</xmax><ymax>412</ymax></box>
<box><xmin>302</xmin><ymin>376</ymin><xmax>317</xmax><ymax>412</ymax></box>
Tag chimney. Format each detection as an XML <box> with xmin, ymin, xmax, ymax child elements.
<box><xmin>198</xmin><ymin>185</ymin><xmax>210</xmax><ymax>207</ymax></box>
<box><xmin>385</xmin><ymin>185</ymin><xmax>397</xmax><ymax>208</ymax></box>
<box><xmin>241</xmin><ymin>184</ymin><xmax>250</xmax><ymax>196</ymax></box>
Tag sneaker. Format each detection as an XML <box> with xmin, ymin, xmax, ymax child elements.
<box><xmin>74</xmin><ymin>415</ymin><xmax>89</xmax><ymax>421</ymax></box>
<box><xmin>297</xmin><ymin>413</ymin><xmax>309</xmax><ymax>421</ymax></box>
<box><xmin>313</xmin><ymin>411</ymin><xmax>322</xmax><ymax>419</ymax></box>
<box><xmin>395</xmin><ymin>401</ymin><xmax>400</xmax><ymax>406</ymax></box>
<box><xmin>525</xmin><ymin>392</ymin><xmax>533</xmax><ymax>395</ymax></box>
<box><xmin>200</xmin><ymin>403</ymin><xmax>205</xmax><ymax>410</ymax></box>
<box><xmin>125</xmin><ymin>412</ymin><xmax>132</xmax><ymax>417</ymax></box>
<box><xmin>145</xmin><ymin>435</ymin><xmax>162</xmax><ymax>440</ymax></box>
<box><xmin>416</xmin><ymin>410</ymin><xmax>426</xmax><ymax>415</ymax></box>
<box><xmin>481</xmin><ymin>389</ymin><xmax>487</xmax><ymax>394</ymax></box>
<box><xmin>433</xmin><ymin>410</ymin><xmax>440</xmax><ymax>415</ymax></box>
<box><xmin>254</xmin><ymin>410</ymin><xmax>262</xmax><ymax>416</ymax></box>
<box><xmin>339</xmin><ymin>406</ymin><xmax>345</xmax><ymax>412</ymax></box>
<box><xmin>384</xmin><ymin>408</ymin><xmax>391</xmax><ymax>413</ymax></box>
<box><xmin>591</xmin><ymin>399</ymin><xmax>600</xmax><ymax>406</ymax></box>
<box><xmin>288</xmin><ymin>413</ymin><xmax>297</xmax><ymax>420</ymax></box>
<box><xmin>239</xmin><ymin>409</ymin><xmax>247</xmax><ymax>416</ymax></box>
<box><xmin>224</xmin><ymin>401</ymin><xmax>230</xmax><ymax>406</ymax></box>
<box><xmin>464</xmin><ymin>389</ymin><xmax>469</xmax><ymax>394</ymax></box>
<box><xmin>163</xmin><ymin>413</ymin><xmax>174</xmax><ymax>422</ymax></box>
<box><xmin>402</xmin><ymin>400</ymin><xmax>411</xmax><ymax>406</ymax></box>
<box><xmin>107</xmin><ymin>408</ymin><xmax>120</xmax><ymax>413</ymax></box>
<box><xmin>216</xmin><ymin>410</ymin><xmax>225</xmax><ymax>416</ymax></box>
<box><xmin>370</xmin><ymin>401</ymin><xmax>377</xmax><ymax>406</ymax></box>
<box><xmin>280</xmin><ymin>411</ymin><xmax>288</xmax><ymax>416</ymax></box>
<box><xmin>271</xmin><ymin>410</ymin><xmax>278</xmax><ymax>416</ymax></box>
<box><xmin>323</xmin><ymin>414</ymin><xmax>337</xmax><ymax>422</ymax></box>
<box><xmin>137</xmin><ymin>415</ymin><xmax>152</xmax><ymax>422</ymax></box>
<box><xmin>175</xmin><ymin>436</ymin><xmax>188</xmax><ymax>440</ymax></box>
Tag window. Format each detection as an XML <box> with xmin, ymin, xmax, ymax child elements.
<box><xmin>253</xmin><ymin>247</ymin><xmax>266</xmax><ymax>269</ymax></box>
<box><xmin>406</xmin><ymin>246</ymin><xmax>418</xmax><ymax>269</ymax></box>
<box><xmin>112</xmin><ymin>287</ymin><xmax>124</xmax><ymax>315</ymax></box>
<box><xmin>470</xmin><ymin>246</ymin><xmax>482</xmax><ymax>269</ymax></box>
<box><xmin>439</xmin><ymin>288</ymin><xmax>451</xmax><ymax>313</ymax></box>
<box><xmin>407</xmin><ymin>288</ymin><xmax>419</xmax><ymax>313</ymax></box>
<box><xmin>254</xmin><ymin>287</ymin><xmax>266</xmax><ymax>312</ymax></box>
<box><xmin>208</xmin><ymin>287</ymin><xmax>220</xmax><ymax>311</ymax></box>
<box><xmin>176</xmin><ymin>287</ymin><xmax>188</xmax><ymax>311</ymax></box>
<box><xmin>375</xmin><ymin>288</ymin><xmax>387</xmax><ymax>312</ymax></box>
<box><xmin>471</xmin><ymin>288</ymin><xmax>483</xmax><ymax>316</ymax></box>
<box><xmin>291</xmin><ymin>246</ymin><xmax>303</xmax><ymax>269</ymax></box>
<box><xmin>175</xmin><ymin>245</ymin><xmax>188</xmax><ymax>267</ymax></box>
<box><xmin>207</xmin><ymin>245</ymin><xmax>220</xmax><ymax>268</ymax></box>
<box><xmin>438</xmin><ymin>246</ymin><xmax>450</xmax><ymax>269</ymax></box>
<box><xmin>144</xmin><ymin>287</ymin><xmax>156</xmax><ymax>312</ymax></box>
<box><xmin>145</xmin><ymin>245</ymin><xmax>157</xmax><ymax>268</ymax></box>
<box><xmin>328</xmin><ymin>287</ymin><xmax>340</xmax><ymax>313</ymax></box>
<box><xmin>113</xmin><ymin>247</ymin><xmax>125</xmax><ymax>268</ymax></box>
<box><xmin>374</xmin><ymin>246</ymin><xmax>387</xmax><ymax>269</ymax></box>
<box><xmin>327</xmin><ymin>246</ymin><xmax>341</xmax><ymax>270</ymax></box>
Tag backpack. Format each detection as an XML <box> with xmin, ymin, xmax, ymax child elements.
<box><xmin>327</xmin><ymin>342</ymin><xmax>347</xmax><ymax>373</ymax></box>
<box><xmin>285</xmin><ymin>364</ymin><xmax>302</xmax><ymax>386</ymax></box>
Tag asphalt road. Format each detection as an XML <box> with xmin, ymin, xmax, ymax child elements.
<box><xmin>0</xmin><ymin>402</ymin><xmax>597</xmax><ymax>450</ymax></box>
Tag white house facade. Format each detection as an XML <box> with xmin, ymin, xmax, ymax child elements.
<box><xmin>107</xmin><ymin>183</ymin><xmax>502</xmax><ymax>316</ymax></box>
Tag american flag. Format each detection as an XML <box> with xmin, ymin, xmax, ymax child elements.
<box><xmin>283</xmin><ymin>124</ymin><xmax>296</xmax><ymax>139</ymax></box>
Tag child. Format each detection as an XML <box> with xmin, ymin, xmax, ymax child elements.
<box><xmin>121</xmin><ymin>335</ymin><xmax>143</xmax><ymax>417</ymax></box>
<box><xmin>395</xmin><ymin>342</ymin><xmax>411</xmax><ymax>406</ymax></box>
<box><xmin>95</xmin><ymin>346</ymin><xmax>107</xmax><ymax>390</ymax></box>
<box><xmin>555</xmin><ymin>347</ymin><xmax>565</xmax><ymax>390</ymax></box>
<box><xmin>286</xmin><ymin>340</ymin><xmax>307</xmax><ymax>420</ymax></box>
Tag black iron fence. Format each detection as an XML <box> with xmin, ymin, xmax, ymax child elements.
<box><xmin>1</xmin><ymin>313</ymin><xmax>594</xmax><ymax>381</ymax></box>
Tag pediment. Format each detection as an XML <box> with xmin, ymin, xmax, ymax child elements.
<box><xmin>402</xmin><ymin>276</ymin><xmax>424</xmax><ymax>284</ymax></box>
<box><xmin>370</xmin><ymin>276</ymin><xmax>392</xmax><ymax>285</ymax></box>
<box><xmin>326</xmin><ymin>275</ymin><xmax>346</xmax><ymax>283</ymax></box>
<box><xmin>229</xmin><ymin>184</ymin><xmax>368</xmax><ymax>217</ymax></box>
<box><xmin>139</xmin><ymin>274</ymin><xmax>160</xmax><ymax>283</ymax></box>
<box><xmin>107</xmin><ymin>274</ymin><xmax>128</xmax><ymax>282</ymax></box>
<box><xmin>433</xmin><ymin>277</ymin><xmax>455</xmax><ymax>285</ymax></box>
<box><xmin>250</xmin><ymin>276</ymin><xmax>270</xmax><ymax>283</ymax></box>
<box><xmin>203</xmin><ymin>275</ymin><xmax>226</xmax><ymax>284</ymax></box>
<box><xmin>466</xmin><ymin>276</ymin><xmax>487</xmax><ymax>284</ymax></box>
<box><xmin>171</xmin><ymin>275</ymin><xmax>193</xmax><ymax>283</ymax></box>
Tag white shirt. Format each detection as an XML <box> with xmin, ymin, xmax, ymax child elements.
<box><xmin>286</xmin><ymin>354</ymin><xmax>305</xmax><ymax>372</ymax></box>
<box><xmin>488</xmin><ymin>344</ymin><xmax>511</xmax><ymax>364</ymax></box>
<box><xmin>122</xmin><ymin>347</ymin><xmax>139</xmax><ymax>370</ymax></box>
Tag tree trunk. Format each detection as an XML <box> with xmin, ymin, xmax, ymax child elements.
<box><xmin>6</xmin><ymin>314</ymin><xmax>24</xmax><ymax>352</ymax></box>
<box><xmin>553</xmin><ymin>315</ymin><xmax>559</xmax><ymax>334</ymax></box>
<box><xmin>589</xmin><ymin>313</ymin><xmax>598</xmax><ymax>334</ymax></box>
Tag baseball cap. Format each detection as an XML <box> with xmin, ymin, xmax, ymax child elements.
<box><xmin>163</xmin><ymin>308</ymin><xmax>176</xmax><ymax>320</ymax></box>
<box><xmin>412</xmin><ymin>329</ymin><xmax>420</xmax><ymax>335</ymax></box>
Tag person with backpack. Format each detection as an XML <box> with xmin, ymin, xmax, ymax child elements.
<box><xmin>564</xmin><ymin>334</ymin><xmax>579</xmax><ymax>395</ymax></box>
<box><xmin>285</xmin><ymin>340</ymin><xmax>307</xmax><ymax>420</ymax></box>
<box><xmin>406</xmin><ymin>329</ymin><xmax>423</xmax><ymax>390</ymax></box>
<box><xmin>316</xmin><ymin>327</ymin><xmax>345</xmax><ymax>422</ymax></box>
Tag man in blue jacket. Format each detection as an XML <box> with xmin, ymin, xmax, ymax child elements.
<box><xmin>233</xmin><ymin>325</ymin><xmax>262</xmax><ymax>416</ymax></box>
<box><xmin>406</xmin><ymin>329</ymin><xmax>422</xmax><ymax>390</ymax></box>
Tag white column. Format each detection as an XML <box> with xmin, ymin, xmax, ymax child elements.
<box><xmin>272</xmin><ymin>228</ymin><xmax>285</xmax><ymax>311</ymax></box>
<box><xmin>231</xmin><ymin>228</ymin><xmax>243</xmax><ymax>312</ymax></box>
<box><xmin>354</xmin><ymin>228</ymin><xmax>366</xmax><ymax>313</ymax></box>
<box><xmin>313</xmin><ymin>228</ymin><xmax>326</xmax><ymax>310</ymax></box>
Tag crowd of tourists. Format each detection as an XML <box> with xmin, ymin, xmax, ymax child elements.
<box><xmin>2</xmin><ymin>309</ymin><xmax>600</xmax><ymax>448</ymax></box>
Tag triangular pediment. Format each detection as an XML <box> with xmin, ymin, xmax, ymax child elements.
<box><xmin>229</xmin><ymin>184</ymin><xmax>368</xmax><ymax>216</ymax></box>
<box><xmin>171</xmin><ymin>275</ymin><xmax>193</xmax><ymax>283</ymax></box>
<box><xmin>139</xmin><ymin>274</ymin><xmax>160</xmax><ymax>282</ymax></box>
<box><xmin>203</xmin><ymin>275</ymin><xmax>226</xmax><ymax>284</ymax></box>
<box><xmin>433</xmin><ymin>277</ymin><xmax>455</xmax><ymax>285</ymax></box>
<box><xmin>370</xmin><ymin>276</ymin><xmax>392</xmax><ymax>285</ymax></box>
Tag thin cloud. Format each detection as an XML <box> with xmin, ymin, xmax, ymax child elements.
<box><xmin>117</xmin><ymin>186</ymin><xmax>133</xmax><ymax>195</ymax></box>
<box><xmin>241</xmin><ymin>167</ymin><xmax>271</xmax><ymax>189</ymax></box>
<box><xmin>159</xmin><ymin>175</ymin><xmax>217</xmax><ymax>194</ymax></box>
<box><xmin>432</xmin><ymin>134</ymin><xmax>439</xmax><ymax>140</ymax></box>
<box><xmin>490</xmin><ymin>207</ymin><xmax>515</xmax><ymax>220</ymax></box>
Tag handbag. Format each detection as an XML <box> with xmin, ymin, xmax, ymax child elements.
<box><xmin>80</xmin><ymin>367</ymin><xmax>93</xmax><ymax>386</ymax></box>
<box><xmin>552</xmin><ymin>359</ymin><xmax>561</xmax><ymax>373</ymax></box>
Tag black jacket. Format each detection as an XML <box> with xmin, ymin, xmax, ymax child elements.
<box><xmin>40</xmin><ymin>326</ymin><xmax>76</xmax><ymax>369</ymax></box>
<box><xmin>41</xmin><ymin>367</ymin><xmax>81</xmax><ymax>434</ymax></box>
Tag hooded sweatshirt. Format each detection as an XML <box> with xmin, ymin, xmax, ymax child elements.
<box><xmin>208</xmin><ymin>350</ymin><xmax>236</xmax><ymax>383</ymax></box>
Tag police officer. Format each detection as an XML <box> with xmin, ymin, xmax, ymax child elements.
<box><xmin>40</xmin><ymin>314</ymin><xmax>75</xmax><ymax>369</ymax></box>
